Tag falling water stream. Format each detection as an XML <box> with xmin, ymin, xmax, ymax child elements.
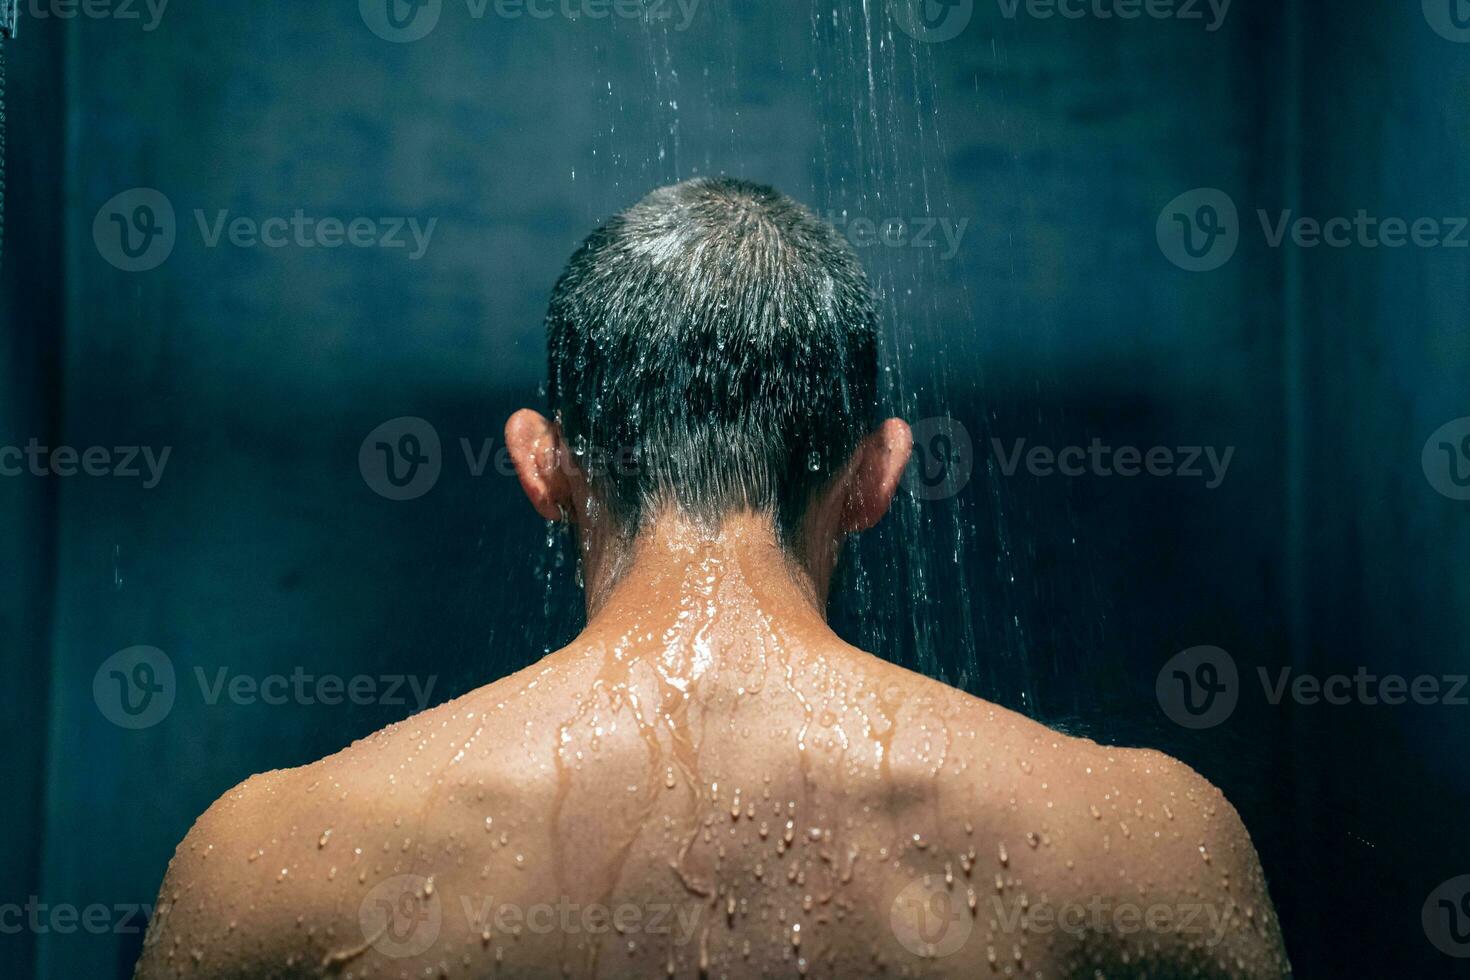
<box><xmin>530</xmin><ymin>1</ymin><xmax>1047</xmax><ymax>717</ymax></box>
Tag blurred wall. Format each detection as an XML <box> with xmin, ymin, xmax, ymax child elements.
<box><xmin>2</xmin><ymin>1</ymin><xmax>1467</xmax><ymax>977</ymax></box>
<box><xmin>0</xmin><ymin>20</ymin><xmax>65</xmax><ymax>980</ymax></box>
<box><xmin>1290</xmin><ymin>4</ymin><xmax>1470</xmax><ymax>962</ymax></box>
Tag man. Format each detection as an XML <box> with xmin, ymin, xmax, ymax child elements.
<box><xmin>135</xmin><ymin>178</ymin><xmax>1290</xmax><ymax>978</ymax></box>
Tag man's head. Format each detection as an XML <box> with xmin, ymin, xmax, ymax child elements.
<box><xmin>507</xmin><ymin>178</ymin><xmax>911</xmax><ymax>582</ymax></box>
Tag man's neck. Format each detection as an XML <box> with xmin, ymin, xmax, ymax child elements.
<box><xmin>580</xmin><ymin>511</ymin><xmax>834</xmax><ymax>640</ymax></box>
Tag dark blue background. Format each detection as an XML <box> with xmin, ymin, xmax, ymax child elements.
<box><xmin>3</xmin><ymin>1</ymin><xmax>1468</xmax><ymax>976</ymax></box>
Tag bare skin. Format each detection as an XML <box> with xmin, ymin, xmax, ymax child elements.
<box><xmin>135</xmin><ymin>414</ymin><xmax>1289</xmax><ymax>980</ymax></box>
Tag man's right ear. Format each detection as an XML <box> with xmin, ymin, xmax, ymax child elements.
<box><xmin>505</xmin><ymin>409</ymin><xmax>574</xmax><ymax>521</ymax></box>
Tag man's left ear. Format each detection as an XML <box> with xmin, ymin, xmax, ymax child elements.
<box><xmin>837</xmin><ymin>418</ymin><xmax>913</xmax><ymax>534</ymax></box>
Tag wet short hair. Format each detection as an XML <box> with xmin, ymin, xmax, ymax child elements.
<box><xmin>546</xmin><ymin>177</ymin><xmax>878</xmax><ymax>546</ymax></box>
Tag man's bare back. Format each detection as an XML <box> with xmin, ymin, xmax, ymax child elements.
<box><xmin>136</xmin><ymin>518</ymin><xmax>1288</xmax><ymax>979</ymax></box>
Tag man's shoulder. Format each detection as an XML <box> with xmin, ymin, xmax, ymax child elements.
<box><xmin>133</xmin><ymin>679</ymin><xmax>549</xmax><ymax>979</ymax></box>
<box><xmin>870</xmin><ymin>669</ymin><xmax>1290</xmax><ymax>977</ymax></box>
<box><xmin>914</xmin><ymin>677</ymin><xmax>1257</xmax><ymax>887</ymax></box>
